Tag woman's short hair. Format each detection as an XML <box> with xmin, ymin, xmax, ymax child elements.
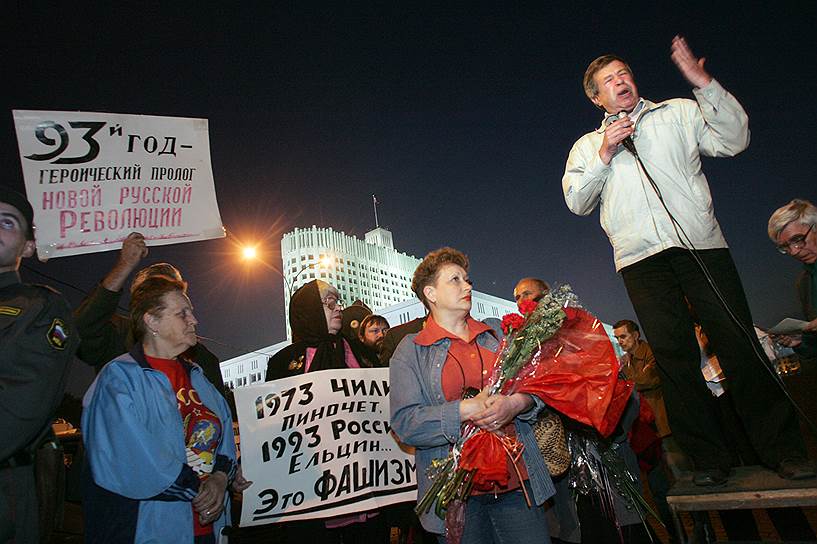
<box><xmin>411</xmin><ymin>247</ymin><xmax>469</xmax><ymax>310</ymax></box>
<box><xmin>768</xmin><ymin>199</ymin><xmax>817</xmax><ymax>241</ymax></box>
<box><xmin>130</xmin><ymin>275</ymin><xmax>188</xmax><ymax>342</ymax></box>
<box><xmin>130</xmin><ymin>262</ymin><xmax>183</xmax><ymax>294</ymax></box>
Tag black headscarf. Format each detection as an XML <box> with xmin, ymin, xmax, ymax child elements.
<box><xmin>289</xmin><ymin>280</ymin><xmax>369</xmax><ymax>372</ymax></box>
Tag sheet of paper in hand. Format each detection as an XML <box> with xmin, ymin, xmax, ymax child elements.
<box><xmin>767</xmin><ymin>318</ymin><xmax>809</xmax><ymax>335</ymax></box>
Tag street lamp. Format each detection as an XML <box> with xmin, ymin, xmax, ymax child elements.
<box><xmin>241</xmin><ymin>246</ymin><xmax>258</xmax><ymax>260</ymax></box>
<box><xmin>284</xmin><ymin>263</ymin><xmax>313</xmax><ymax>295</ymax></box>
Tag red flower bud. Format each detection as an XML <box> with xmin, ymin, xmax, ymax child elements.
<box><xmin>518</xmin><ymin>299</ymin><xmax>538</xmax><ymax>315</ymax></box>
<box><xmin>501</xmin><ymin>313</ymin><xmax>525</xmax><ymax>334</ymax></box>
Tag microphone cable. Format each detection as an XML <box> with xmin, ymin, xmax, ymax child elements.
<box><xmin>621</xmin><ymin>139</ymin><xmax>817</xmax><ymax>436</ymax></box>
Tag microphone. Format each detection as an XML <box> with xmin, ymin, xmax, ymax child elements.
<box><xmin>618</xmin><ymin>111</ymin><xmax>637</xmax><ymax>156</ymax></box>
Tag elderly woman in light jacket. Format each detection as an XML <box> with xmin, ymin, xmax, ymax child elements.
<box><xmin>82</xmin><ymin>275</ymin><xmax>236</xmax><ymax>543</ymax></box>
<box><xmin>390</xmin><ymin>247</ymin><xmax>554</xmax><ymax>544</ymax></box>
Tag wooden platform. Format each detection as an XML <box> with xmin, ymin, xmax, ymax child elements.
<box><xmin>666</xmin><ymin>465</ymin><xmax>817</xmax><ymax>542</ymax></box>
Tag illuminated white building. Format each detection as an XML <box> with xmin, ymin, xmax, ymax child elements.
<box><xmin>280</xmin><ymin>226</ymin><xmax>420</xmax><ymax>336</ymax></box>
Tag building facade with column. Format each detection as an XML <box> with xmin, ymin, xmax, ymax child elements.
<box><xmin>281</xmin><ymin>225</ymin><xmax>420</xmax><ymax>335</ymax></box>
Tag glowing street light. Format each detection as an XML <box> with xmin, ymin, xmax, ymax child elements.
<box><xmin>242</xmin><ymin>246</ymin><xmax>258</xmax><ymax>260</ymax></box>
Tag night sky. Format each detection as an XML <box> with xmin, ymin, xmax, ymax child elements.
<box><xmin>2</xmin><ymin>4</ymin><xmax>815</xmax><ymax>393</ymax></box>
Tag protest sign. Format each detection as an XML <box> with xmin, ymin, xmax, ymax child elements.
<box><xmin>12</xmin><ymin>110</ymin><xmax>224</xmax><ymax>259</ymax></box>
<box><xmin>235</xmin><ymin>368</ymin><xmax>416</xmax><ymax>526</ymax></box>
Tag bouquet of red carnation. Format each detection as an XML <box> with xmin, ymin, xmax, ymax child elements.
<box><xmin>416</xmin><ymin>286</ymin><xmax>634</xmax><ymax>543</ymax></box>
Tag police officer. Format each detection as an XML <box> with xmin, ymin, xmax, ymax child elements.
<box><xmin>0</xmin><ymin>186</ymin><xmax>78</xmax><ymax>543</ymax></box>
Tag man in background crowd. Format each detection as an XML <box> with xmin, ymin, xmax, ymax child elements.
<box><xmin>359</xmin><ymin>314</ymin><xmax>389</xmax><ymax>354</ymax></box>
<box><xmin>513</xmin><ymin>277</ymin><xmax>549</xmax><ymax>305</ymax></box>
<box><xmin>768</xmin><ymin>199</ymin><xmax>817</xmax><ymax>358</ymax></box>
<box><xmin>613</xmin><ymin>320</ymin><xmax>670</xmax><ymax>439</ymax></box>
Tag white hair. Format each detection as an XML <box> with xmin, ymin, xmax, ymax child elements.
<box><xmin>768</xmin><ymin>199</ymin><xmax>817</xmax><ymax>241</ymax></box>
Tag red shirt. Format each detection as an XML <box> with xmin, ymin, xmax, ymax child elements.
<box><xmin>415</xmin><ymin>315</ymin><xmax>494</xmax><ymax>400</ymax></box>
<box><xmin>414</xmin><ymin>315</ymin><xmax>528</xmax><ymax>493</ymax></box>
<box><xmin>147</xmin><ymin>355</ymin><xmax>222</xmax><ymax>536</ymax></box>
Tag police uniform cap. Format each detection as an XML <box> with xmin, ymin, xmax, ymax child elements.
<box><xmin>0</xmin><ymin>185</ymin><xmax>35</xmax><ymax>240</ymax></box>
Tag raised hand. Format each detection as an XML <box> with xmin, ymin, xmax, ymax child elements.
<box><xmin>101</xmin><ymin>232</ymin><xmax>149</xmax><ymax>291</ymax></box>
<box><xmin>118</xmin><ymin>232</ymin><xmax>148</xmax><ymax>267</ymax></box>
<box><xmin>670</xmin><ymin>35</ymin><xmax>712</xmax><ymax>89</ymax></box>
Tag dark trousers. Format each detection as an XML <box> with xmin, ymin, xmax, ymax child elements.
<box><xmin>36</xmin><ymin>442</ymin><xmax>65</xmax><ymax>543</ymax></box>
<box><xmin>0</xmin><ymin>465</ymin><xmax>38</xmax><ymax>543</ymax></box>
<box><xmin>575</xmin><ymin>494</ymin><xmax>654</xmax><ymax>544</ymax></box>
<box><xmin>620</xmin><ymin>248</ymin><xmax>805</xmax><ymax>470</ymax></box>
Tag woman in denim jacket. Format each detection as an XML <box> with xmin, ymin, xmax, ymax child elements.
<box><xmin>390</xmin><ymin>247</ymin><xmax>554</xmax><ymax>544</ymax></box>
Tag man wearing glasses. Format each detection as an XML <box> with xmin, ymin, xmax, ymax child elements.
<box><xmin>768</xmin><ymin>199</ymin><xmax>817</xmax><ymax>357</ymax></box>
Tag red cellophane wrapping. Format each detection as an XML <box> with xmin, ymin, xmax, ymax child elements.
<box><xmin>508</xmin><ymin>307</ymin><xmax>632</xmax><ymax>437</ymax></box>
<box><xmin>458</xmin><ymin>432</ymin><xmax>512</xmax><ymax>490</ymax></box>
<box><xmin>457</xmin><ymin>307</ymin><xmax>633</xmax><ymax>494</ymax></box>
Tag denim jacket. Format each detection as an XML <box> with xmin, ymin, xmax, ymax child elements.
<box><xmin>389</xmin><ymin>328</ymin><xmax>556</xmax><ymax>534</ymax></box>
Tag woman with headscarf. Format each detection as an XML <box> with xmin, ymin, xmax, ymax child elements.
<box><xmin>264</xmin><ymin>279</ymin><xmax>387</xmax><ymax>542</ymax></box>
<box><xmin>390</xmin><ymin>247</ymin><xmax>555</xmax><ymax>543</ymax></box>
<box><xmin>81</xmin><ymin>275</ymin><xmax>236</xmax><ymax>543</ymax></box>
<box><xmin>266</xmin><ymin>279</ymin><xmax>371</xmax><ymax>380</ymax></box>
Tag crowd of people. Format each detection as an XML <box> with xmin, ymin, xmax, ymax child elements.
<box><xmin>2</xmin><ymin>34</ymin><xmax>817</xmax><ymax>544</ymax></box>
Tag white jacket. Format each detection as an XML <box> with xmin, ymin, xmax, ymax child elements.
<box><xmin>562</xmin><ymin>79</ymin><xmax>750</xmax><ymax>271</ymax></box>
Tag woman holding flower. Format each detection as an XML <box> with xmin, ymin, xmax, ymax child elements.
<box><xmin>389</xmin><ymin>247</ymin><xmax>554</xmax><ymax>543</ymax></box>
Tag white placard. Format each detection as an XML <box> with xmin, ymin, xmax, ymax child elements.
<box><xmin>13</xmin><ymin>110</ymin><xmax>225</xmax><ymax>259</ymax></box>
<box><xmin>235</xmin><ymin>368</ymin><xmax>416</xmax><ymax>527</ymax></box>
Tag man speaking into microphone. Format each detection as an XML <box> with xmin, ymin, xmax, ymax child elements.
<box><xmin>562</xmin><ymin>36</ymin><xmax>813</xmax><ymax>485</ymax></box>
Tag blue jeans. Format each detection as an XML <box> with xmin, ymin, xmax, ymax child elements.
<box><xmin>459</xmin><ymin>482</ymin><xmax>550</xmax><ymax>544</ymax></box>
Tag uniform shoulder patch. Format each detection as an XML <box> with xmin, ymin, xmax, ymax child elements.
<box><xmin>0</xmin><ymin>305</ymin><xmax>22</xmax><ymax>316</ymax></box>
<box><xmin>47</xmin><ymin>318</ymin><xmax>69</xmax><ymax>350</ymax></box>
